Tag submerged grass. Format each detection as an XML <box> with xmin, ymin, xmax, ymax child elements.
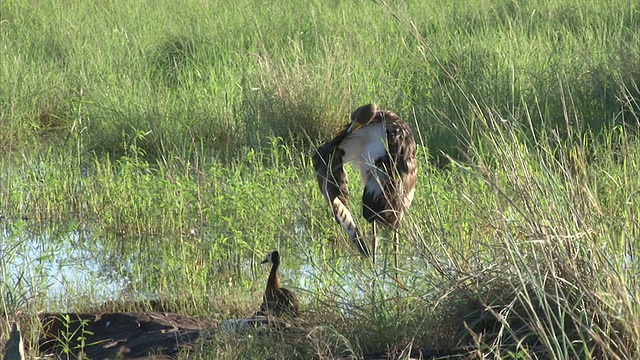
<box><xmin>1</xmin><ymin>0</ymin><xmax>640</xmax><ymax>359</ymax></box>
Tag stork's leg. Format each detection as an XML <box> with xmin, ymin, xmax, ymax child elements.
<box><xmin>371</xmin><ymin>221</ymin><xmax>378</xmax><ymax>264</ymax></box>
<box><xmin>393</xmin><ymin>229</ymin><xmax>399</xmax><ymax>270</ymax></box>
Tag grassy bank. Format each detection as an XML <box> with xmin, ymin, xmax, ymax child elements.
<box><xmin>1</xmin><ymin>0</ymin><xmax>640</xmax><ymax>358</ymax></box>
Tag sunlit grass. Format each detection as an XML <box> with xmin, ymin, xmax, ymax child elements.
<box><xmin>1</xmin><ymin>0</ymin><xmax>638</xmax><ymax>159</ymax></box>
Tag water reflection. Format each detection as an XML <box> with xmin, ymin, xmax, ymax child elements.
<box><xmin>1</xmin><ymin>226</ymin><xmax>130</xmax><ymax>309</ymax></box>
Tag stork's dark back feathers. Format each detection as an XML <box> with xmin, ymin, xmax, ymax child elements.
<box><xmin>363</xmin><ymin>110</ymin><xmax>417</xmax><ymax>229</ymax></box>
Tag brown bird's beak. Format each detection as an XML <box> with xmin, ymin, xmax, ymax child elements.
<box><xmin>261</xmin><ymin>258</ymin><xmax>269</xmax><ymax>264</ymax></box>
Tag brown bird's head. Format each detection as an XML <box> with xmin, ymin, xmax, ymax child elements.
<box><xmin>261</xmin><ymin>250</ymin><xmax>280</xmax><ymax>265</ymax></box>
<box><xmin>347</xmin><ymin>103</ymin><xmax>378</xmax><ymax>133</ymax></box>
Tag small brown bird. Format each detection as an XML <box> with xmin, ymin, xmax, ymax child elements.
<box><xmin>313</xmin><ymin>103</ymin><xmax>417</xmax><ymax>265</ymax></box>
<box><xmin>260</xmin><ymin>250</ymin><xmax>300</xmax><ymax>317</ymax></box>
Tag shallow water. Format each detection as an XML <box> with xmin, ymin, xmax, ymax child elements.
<box><xmin>1</xmin><ymin>225</ymin><xmax>130</xmax><ymax>309</ymax></box>
<box><xmin>0</xmin><ymin>222</ymin><xmax>306</xmax><ymax>311</ymax></box>
<box><xmin>1</xmin><ymin>216</ymin><xmax>433</xmax><ymax>314</ymax></box>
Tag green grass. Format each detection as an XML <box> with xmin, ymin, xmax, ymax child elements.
<box><xmin>1</xmin><ymin>0</ymin><xmax>640</xmax><ymax>358</ymax></box>
<box><xmin>2</xmin><ymin>0</ymin><xmax>638</xmax><ymax>160</ymax></box>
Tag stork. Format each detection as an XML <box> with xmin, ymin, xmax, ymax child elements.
<box><xmin>313</xmin><ymin>103</ymin><xmax>417</xmax><ymax>265</ymax></box>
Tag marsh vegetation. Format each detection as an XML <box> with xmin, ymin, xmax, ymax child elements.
<box><xmin>1</xmin><ymin>0</ymin><xmax>639</xmax><ymax>358</ymax></box>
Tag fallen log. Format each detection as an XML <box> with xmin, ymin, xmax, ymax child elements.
<box><xmin>39</xmin><ymin>312</ymin><xmax>218</xmax><ymax>359</ymax></box>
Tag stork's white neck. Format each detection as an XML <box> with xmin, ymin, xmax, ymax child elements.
<box><xmin>339</xmin><ymin>122</ymin><xmax>387</xmax><ymax>184</ymax></box>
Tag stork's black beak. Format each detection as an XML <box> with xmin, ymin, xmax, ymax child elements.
<box><xmin>261</xmin><ymin>258</ymin><xmax>269</xmax><ymax>264</ymax></box>
<box><xmin>347</xmin><ymin>103</ymin><xmax>377</xmax><ymax>133</ymax></box>
<box><xmin>346</xmin><ymin>118</ymin><xmax>365</xmax><ymax>133</ymax></box>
